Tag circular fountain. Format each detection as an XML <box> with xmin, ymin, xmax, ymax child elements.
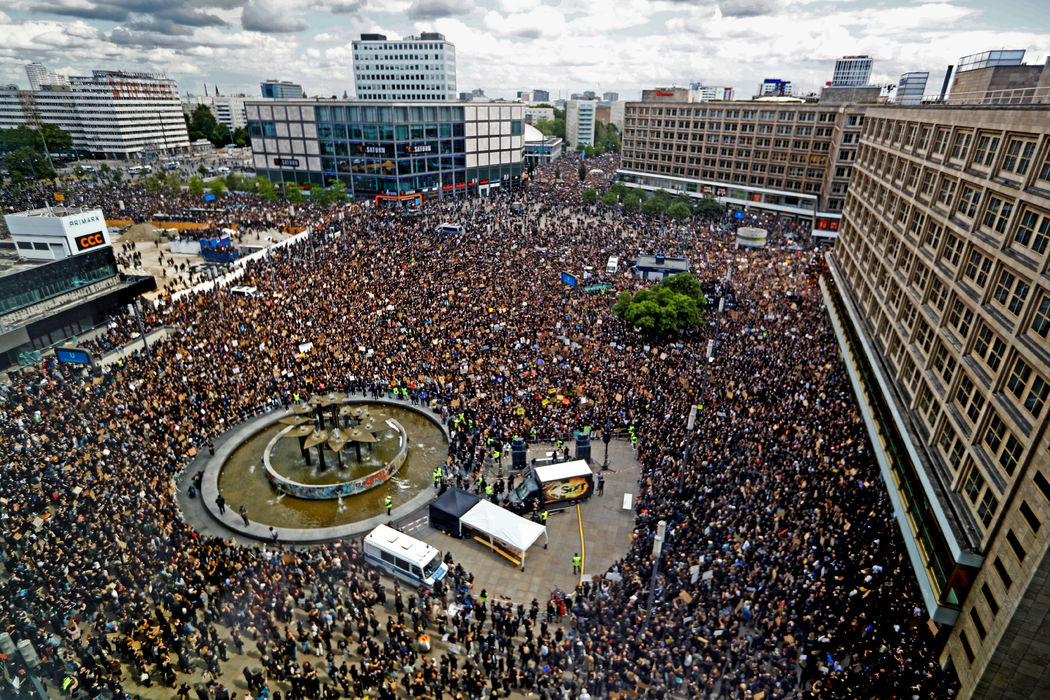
<box><xmin>193</xmin><ymin>395</ymin><xmax>449</xmax><ymax>543</ymax></box>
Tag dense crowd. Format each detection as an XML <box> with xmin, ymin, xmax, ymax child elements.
<box><xmin>0</xmin><ymin>154</ymin><xmax>957</xmax><ymax>699</ymax></box>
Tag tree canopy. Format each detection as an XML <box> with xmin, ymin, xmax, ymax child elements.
<box><xmin>186</xmin><ymin>105</ymin><xmax>233</xmax><ymax>147</ymax></box>
<box><xmin>613</xmin><ymin>272</ymin><xmax>707</xmax><ymax>337</ymax></box>
<box><xmin>581</xmin><ymin>188</ymin><xmax>598</xmax><ymax>204</ymax></box>
<box><xmin>4</xmin><ymin>147</ymin><xmax>55</xmax><ymax>182</ymax></box>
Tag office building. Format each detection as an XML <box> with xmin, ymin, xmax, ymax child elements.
<box><xmin>25</xmin><ymin>62</ymin><xmax>68</xmax><ymax>91</ymax></box>
<box><xmin>245</xmin><ymin>100</ymin><xmax>524</xmax><ymax>199</ymax></box>
<box><xmin>0</xmin><ymin>70</ymin><xmax>189</xmax><ymax>158</ymax></box>
<box><xmin>565</xmin><ymin>100</ymin><xmax>597</xmax><ymax>149</ymax></box>
<box><xmin>352</xmin><ymin>32</ymin><xmax>456</xmax><ymax>102</ymax></box>
<box><xmin>897</xmin><ymin>71</ymin><xmax>930</xmax><ymax>105</ymax></box>
<box><xmin>759</xmin><ymin>79</ymin><xmax>792</xmax><ymax>97</ymax></box>
<box><xmin>524</xmin><ymin>107</ymin><xmax>554</xmax><ymax>125</ymax></box>
<box><xmin>823</xmin><ymin>103</ymin><xmax>1050</xmax><ymax>700</ymax></box>
<box><xmin>602</xmin><ymin>92</ymin><xmax>619</xmax><ymax>102</ymax></box>
<box><xmin>261</xmin><ymin>80</ymin><xmax>304</xmax><ymax>100</ymax></box>
<box><xmin>617</xmin><ymin>91</ymin><xmax>863</xmax><ymax>228</ymax></box>
<box><xmin>947</xmin><ymin>50</ymin><xmax>1050</xmax><ymax>105</ymax></box>
<box><xmin>532</xmin><ymin>89</ymin><xmax>550</xmax><ymax>103</ymax></box>
<box><xmin>832</xmin><ymin>55</ymin><xmax>873</xmax><ymax>87</ymax></box>
<box><xmin>0</xmin><ymin>206</ymin><xmax>155</xmax><ymax>369</ymax></box>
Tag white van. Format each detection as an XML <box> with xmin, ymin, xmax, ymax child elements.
<box><xmin>217</xmin><ymin>166</ymin><xmax>231</xmax><ymax>175</ymax></box>
<box><xmin>230</xmin><ymin>286</ymin><xmax>260</xmax><ymax>298</ymax></box>
<box><xmin>128</xmin><ymin>166</ymin><xmax>144</xmax><ymax>175</ymax></box>
<box><xmin>364</xmin><ymin>525</ymin><xmax>448</xmax><ymax>589</ymax></box>
<box><xmin>435</xmin><ymin>223</ymin><xmax>465</xmax><ymax>235</ymax></box>
<box><xmin>606</xmin><ymin>256</ymin><xmax>619</xmax><ymax>275</ymax></box>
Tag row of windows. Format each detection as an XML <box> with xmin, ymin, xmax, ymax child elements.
<box><xmin>626</xmin><ymin>106</ymin><xmax>841</xmax><ymax>122</ymax></box>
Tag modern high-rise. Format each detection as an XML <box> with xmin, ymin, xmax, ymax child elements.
<box><xmin>897</xmin><ymin>71</ymin><xmax>930</xmax><ymax>105</ymax></box>
<box><xmin>184</xmin><ymin>95</ymin><xmax>268</xmax><ymax>130</ymax></box>
<box><xmin>531</xmin><ymin>89</ymin><xmax>550</xmax><ymax>103</ymax></box>
<box><xmin>0</xmin><ymin>70</ymin><xmax>189</xmax><ymax>158</ymax></box>
<box><xmin>261</xmin><ymin>80</ymin><xmax>303</xmax><ymax>100</ymax></box>
<box><xmin>832</xmin><ymin>55</ymin><xmax>873</xmax><ymax>87</ymax></box>
<box><xmin>245</xmin><ymin>100</ymin><xmax>524</xmax><ymax>199</ymax></box>
<box><xmin>602</xmin><ymin>92</ymin><xmax>619</xmax><ymax>103</ymax></box>
<box><xmin>565</xmin><ymin>100</ymin><xmax>597</xmax><ymax>149</ymax></box>
<box><xmin>351</xmin><ymin>32</ymin><xmax>456</xmax><ymax>101</ymax></box>
<box><xmin>823</xmin><ymin>103</ymin><xmax>1050</xmax><ymax>699</ymax></box>
<box><xmin>759</xmin><ymin>78</ymin><xmax>792</xmax><ymax>97</ymax></box>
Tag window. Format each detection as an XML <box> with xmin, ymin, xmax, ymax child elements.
<box><xmin>1019</xmin><ymin>500</ymin><xmax>1042</xmax><ymax>533</ymax></box>
<box><xmin>992</xmin><ymin>270</ymin><xmax>1030</xmax><ymax>315</ymax></box>
<box><xmin>932</xmin><ymin>128</ymin><xmax>950</xmax><ymax>155</ymax></box>
<box><xmin>955</xmin><ymin>374</ymin><xmax>986</xmax><ymax>424</ymax></box>
<box><xmin>923</xmin><ymin>221</ymin><xmax>943</xmax><ymax>250</ymax></box>
<box><xmin>932</xmin><ymin>343</ymin><xmax>957</xmax><ymax>384</ymax></box>
<box><xmin>984</xmin><ymin>412</ymin><xmax>1023</xmax><ymax>475</ymax></box>
<box><xmin>1006</xmin><ymin>358</ymin><xmax>1049</xmax><ymax>418</ymax></box>
<box><xmin>937</xmin><ymin>177</ymin><xmax>957</xmax><ymax>207</ymax></box>
<box><xmin>984</xmin><ymin>413</ymin><xmax>1006</xmax><ymax>454</ymax></box>
<box><xmin>978</xmin><ymin>488</ymin><xmax>999</xmax><ymax>526</ymax></box>
<box><xmin>973</xmin><ymin>324</ymin><xmax>1007</xmax><ymax>371</ymax></box>
<box><xmin>1018</xmin><ymin>291</ymin><xmax>1050</xmax><ymax>340</ymax></box>
<box><xmin>993</xmin><ymin>556</ymin><xmax>1012</xmax><ymax>589</ymax></box>
<box><xmin>1013</xmin><ymin>209</ymin><xmax>1050</xmax><ymax>255</ymax></box>
<box><xmin>982</xmin><ymin>196</ymin><xmax>1014</xmax><ymax>234</ymax></box>
<box><xmin>950</xmin><ymin>132</ymin><xmax>972</xmax><ymax>160</ymax></box>
<box><xmin>963</xmin><ymin>250</ymin><xmax>992</xmax><ymax>288</ymax></box>
<box><xmin>1006</xmin><ymin>529</ymin><xmax>1026</xmax><ymax>563</ymax></box>
<box><xmin>942</xmin><ymin>233</ymin><xmax>964</xmax><ymax>267</ymax></box>
<box><xmin>937</xmin><ymin>422</ymin><xmax>966</xmax><ymax>468</ymax></box>
<box><xmin>964</xmin><ymin>466</ymin><xmax>985</xmax><ymax>504</ymax></box>
<box><xmin>957</xmin><ymin>186</ymin><xmax>982</xmax><ymax>218</ymax></box>
<box><xmin>973</xmin><ymin>134</ymin><xmax>1000</xmax><ymax>167</ymax></box>
<box><xmin>982</xmin><ymin>583</ymin><xmax>999</xmax><ymax>616</ymax></box>
<box><xmin>969</xmin><ymin>608</ymin><xmax>987</xmax><ymax>640</ymax></box>
<box><xmin>947</xmin><ymin>299</ymin><xmax>975</xmax><ymax>339</ymax></box>
<box><xmin>959</xmin><ymin>631</ymin><xmax>975</xmax><ymax>664</ymax></box>
<box><xmin>1001</xmin><ymin>138</ymin><xmax>1036</xmax><ymax>176</ymax></box>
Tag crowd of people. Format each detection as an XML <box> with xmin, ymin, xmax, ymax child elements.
<box><xmin>0</xmin><ymin>153</ymin><xmax>958</xmax><ymax>699</ymax></box>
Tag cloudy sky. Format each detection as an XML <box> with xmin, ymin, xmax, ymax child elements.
<box><xmin>3</xmin><ymin>0</ymin><xmax>1050</xmax><ymax>100</ymax></box>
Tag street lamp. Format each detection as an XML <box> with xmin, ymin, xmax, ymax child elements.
<box><xmin>641</xmin><ymin>520</ymin><xmax>666</xmax><ymax>633</ymax></box>
<box><xmin>601</xmin><ymin>424</ymin><xmax>611</xmax><ymax>471</ymax></box>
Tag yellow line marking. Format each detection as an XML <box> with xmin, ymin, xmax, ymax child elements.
<box><xmin>577</xmin><ymin>503</ymin><xmax>585</xmax><ymax>586</ymax></box>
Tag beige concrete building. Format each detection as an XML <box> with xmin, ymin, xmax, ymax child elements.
<box><xmin>823</xmin><ymin>103</ymin><xmax>1050</xmax><ymax>699</ymax></box>
<box><xmin>618</xmin><ymin>95</ymin><xmax>861</xmax><ymax>229</ymax></box>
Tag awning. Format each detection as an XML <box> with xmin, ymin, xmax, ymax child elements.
<box><xmin>459</xmin><ymin>499</ymin><xmax>548</xmax><ymax>570</ymax></box>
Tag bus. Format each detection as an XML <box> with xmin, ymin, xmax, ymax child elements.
<box><xmin>363</xmin><ymin>525</ymin><xmax>448</xmax><ymax>589</ymax></box>
<box><xmin>435</xmin><ymin>223</ymin><xmax>464</xmax><ymax>235</ymax></box>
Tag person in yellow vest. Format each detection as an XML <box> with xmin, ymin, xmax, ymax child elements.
<box><xmin>485</xmin><ymin>483</ymin><xmax>494</xmax><ymax>501</ymax></box>
<box><xmin>433</xmin><ymin>467</ymin><xmax>442</xmax><ymax>489</ymax></box>
<box><xmin>541</xmin><ymin>509</ymin><xmax>548</xmax><ymax>524</ymax></box>
<box><xmin>572</xmin><ymin>553</ymin><xmax>582</xmax><ymax>575</ymax></box>
<box><xmin>385</xmin><ymin>495</ymin><xmax>393</xmax><ymax>515</ymax></box>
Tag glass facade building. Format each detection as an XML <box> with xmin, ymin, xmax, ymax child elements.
<box><xmin>246</xmin><ymin>101</ymin><xmax>525</xmax><ymax>200</ymax></box>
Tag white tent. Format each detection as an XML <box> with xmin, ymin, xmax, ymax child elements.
<box><xmin>459</xmin><ymin>499</ymin><xmax>549</xmax><ymax>570</ymax></box>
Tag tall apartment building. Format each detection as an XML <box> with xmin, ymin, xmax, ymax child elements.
<box><xmin>832</xmin><ymin>55</ymin><xmax>874</xmax><ymax>86</ymax></box>
<box><xmin>0</xmin><ymin>70</ymin><xmax>189</xmax><ymax>158</ymax></box>
<box><xmin>897</xmin><ymin>71</ymin><xmax>930</xmax><ymax>105</ymax></box>
<box><xmin>617</xmin><ymin>93</ymin><xmax>862</xmax><ymax>228</ymax></box>
<box><xmin>351</xmin><ymin>33</ymin><xmax>456</xmax><ymax>101</ymax></box>
<box><xmin>823</xmin><ymin>104</ymin><xmax>1050</xmax><ymax>699</ymax></box>
<box><xmin>261</xmin><ymin>80</ymin><xmax>303</xmax><ymax>100</ymax></box>
<box><xmin>25</xmin><ymin>62</ymin><xmax>69</xmax><ymax>91</ymax></box>
<box><xmin>565</xmin><ymin>100</ymin><xmax>597</xmax><ymax>149</ymax></box>
<box><xmin>245</xmin><ymin>100</ymin><xmax>524</xmax><ymax>199</ymax></box>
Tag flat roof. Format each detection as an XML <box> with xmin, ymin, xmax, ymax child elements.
<box><xmin>535</xmin><ymin>460</ymin><xmax>593</xmax><ymax>481</ymax></box>
<box><xmin>6</xmin><ymin>205</ymin><xmax>97</xmax><ymax>219</ymax></box>
<box><xmin>365</xmin><ymin>524</ymin><xmax>439</xmax><ymax>561</ymax></box>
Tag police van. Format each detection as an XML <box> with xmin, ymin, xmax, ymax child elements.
<box><xmin>606</xmin><ymin>256</ymin><xmax>619</xmax><ymax>275</ymax></box>
<box><xmin>363</xmin><ymin>525</ymin><xmax>448</xmax><ymax>589</ymax></box>
<box><xmin>434</xmin><ymin>223</ymin><xmax>464</xmax><ymax>235</ymax></box>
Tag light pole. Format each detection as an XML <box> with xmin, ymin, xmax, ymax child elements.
<box><xmin>641</xmin><ymin>520</ymin><xmax>666</xmax><ymax>634</ymax></box>
<box><xmin>601</xmin><ymin>423</ymin><xmax>611</xmax><ymax>471</ymax></box>
<box><xmin>129</xmin><ymin>300</ymin><xmax>151</xmax><ymax>362</ymax></box>
<box><xmin>0</xmin><ymin>632</ymin><xmax>48</xmax><ymax>699</ymax></box>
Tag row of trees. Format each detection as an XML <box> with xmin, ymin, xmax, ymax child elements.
<box><xmin>138</xmin><ymin>170</ymin><xmax>349</xmax><ymax>206</ymax></box>
<box><xmin>1</xmin><ymin>124</ymin><xmax>75</xmax><ymax>182</ymax></box>
<box><xmin>582</xmin><ymin>183</ymin><xmax>723</xmax><ymax>219</ymax></box>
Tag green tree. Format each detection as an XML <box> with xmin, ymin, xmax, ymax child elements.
<box><xmin>622</xmin><ymin>191</ymin><xmax>642</xmax><ymax>213</ymax></box>
<box><xmin>187</xmin><ymin>175</ymin><xmax>205</xmax><ymax>197</ymax></box>
<box><xmin>232</xmin><ymin>126</ymin><xmax>249</xmax><ymax>147</ymax></box>
<box><xmin>0</xmin><ymin>126</ymin><xmax>41</xmax><ymax>153</ymax></box>
<box><xmin>256</xmin><ymin>177</ymin><xmax>277</xmax><ymax>202</ymax></box>
<box><xmin>188</xmin><ymin>105</ymin><xmax>219</xmax><ymax>143</ymax></box>
<box><xmin>283</xmin><ymin>183</ymin><xmax>306</xmax><ymax>204</ymax></box>
<box><xmin>112</xmin><ymin>169</ymin><xmax>124</xmax><ymax>183</ymax></box>
<box><xmin>224</xmin><ymin>173</ymin><xmax>243</xmax><ymax>192</ymax></box>
<box><xmin>39</xmin><ymin>123</ymin><xmax>73</xmax><ymax>154</ymax></box>
<box><xmin>526</xmin><ymin>158</ymin><xmax>536</xmax><ymax>178</ymax></box>
<box><xmin>600</xmin><ymin>191</ymin><xmax>619</xmax><ymax>207</ymax></box>
<box><xmin>613</xmin><ymin>272</ymin><xmax>707</xmax><ymax>337</ymax></box>
<box><xmin>641</xmin><ymin>195</ymin><xmax>668</xmax><ymax>217</ymax></box>
<box><xmin>207</xmin><ymin>178</ymin><xmax>226</xmax><ymax>197</ymax></box>
<box><xmin>668</xmin><ymin>201</ymin><xmax>692</xmax><ymax>220</ymax></box>
<box><xmin>144</xmin><ymin>174</ymin><xmax>164</xmax><ymax>193</ymax></box>
<box><xmin>4</xmin><ymin>146</ymin><xmax>55</xmax><ymax>181</ymax></box>
<box><xmin>312</xmin><ymin>186</ymin><xmax>333</xmax><ymax>207</ymax></box>
<box><xmin>98</xmin><ymin>163</ymin><xmax>110</xmax><ymax>178</ymax></box>
<box><xmin>163</xmin><ymin>173</ymin><xmax>182</xmax><ymax>196</ymax></box>
<box><xmin>213</xmin><ymin>124</ymin><xmax>232</xmax><ymax>147</ymax></box>
<box><xmin>554</xmin><ymin>166</ymin><xmax>561</xmax><ymax>180</ymax></box>
<box><xmin>608</xmin><ymin>181</ymin><xmax>628</xmax><ymax>199</ymax></box>
<box><xmin>329</xmin><ymin>181</ymin><xmax>348</xmax><ymax>203</ymax></box>
<box><xmin>696</xmin><ymin>195</ymin><xmax>723</xmax><ymax>218</ymax></box>
<box><xmin>197</xmin><ymin>164</ymin><xmax>209</xmax><ymax>176</ymax></box>
<box><xmin>73</xmin><ymin>165</ymin><xmax>85</xmax><ymax>177</ymax></box>
<box><xmin>578</xmin><ymin>161</ymin><xmax>587</xmax><ymax>181</ymax></box>
<box><xmin>581</xmin><ymin>188</ymin><xmax>598</xmax><ymax>204</ymax></box>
